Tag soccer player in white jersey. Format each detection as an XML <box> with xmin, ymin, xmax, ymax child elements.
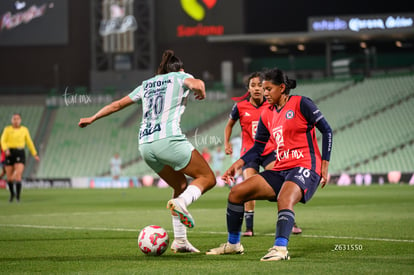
<box><xmin>79</xmin><ymin>50</ymin><xmax>216</xmax><ymax>253</ymax></box>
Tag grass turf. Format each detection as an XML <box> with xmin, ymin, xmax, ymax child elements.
<box><xmin>0</xmin><ymin>184</ymin><xmax>413</xmax><ymax>274</ymax></box>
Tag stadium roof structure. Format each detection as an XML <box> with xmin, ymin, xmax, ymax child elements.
<box><xmin>207</xmin><ymin>14</ymin><xmax>414</xmax><ymax>76</ymax></box>
<box><xmin>206</xmin><ymin>29</ymin><xmax>414</xmax><ymax>45</ymax></box>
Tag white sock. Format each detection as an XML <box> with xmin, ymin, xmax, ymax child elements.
<box><xmin>178</xmin><ymin>185</ymin><xmax>202</xmax><ymax>206</ymax></box>
<box><xmin>172</xmin><ymin>215</ymin><xmax>186</xmax><ymax>240</ymax></box>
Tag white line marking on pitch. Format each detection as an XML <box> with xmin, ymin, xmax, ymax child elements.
<box><xmin>1</xmin><ymin>224</ymin><xmax>413</xmax><ymax>243</ymax></box>
<box><xmin>0</xmin><ymin>224</ymin><xmax>137</xmax><ymax>232</ymax></box>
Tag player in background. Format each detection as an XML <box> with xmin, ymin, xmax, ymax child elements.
<box><xmin>110</xmin><ymin>153</ymin><xmax>122</xmax><ymax>187</ymax></box>
<box><xmin>79</xmin><ymin>50</ymin><xmax>216</xmax><ymax>253</ymax></box>
<box><xmin>207</xmin><ymin>68</ymin><xmax>332</xmax><ymax>261</ymax></box>
<box><xmin>0</xmin><ymin>145</ymin><xmax>6</xmax><ymax>179</ymax></box>
<box><xmin>1</xmin><ymin>113</ymin><xmax>40</xmax><ymax>202</ymax></box>
<box><xmin>224</xmin><ymin>72</ymin><xmax>302</xmax><ymax>236</ymax></box>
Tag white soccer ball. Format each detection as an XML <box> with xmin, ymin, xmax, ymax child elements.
<box><xmin>137</xmin><ymin>225</ymin><xmax>169</xmax><ymax>256</ymax></box>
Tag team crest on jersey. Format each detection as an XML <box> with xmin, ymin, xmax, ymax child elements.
<box><xmin>285</xmin><ymin>110</ymin><xmax>294</xmax><ymax>119</ymax></box>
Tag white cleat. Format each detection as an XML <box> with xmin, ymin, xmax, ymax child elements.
<box><xmin>206</xmin><ymin>242</ymin><xmax>244</xmax><ymax>255</ymax></box>
<box><xmin>260</xmin><ymin>246</ymin><xmax>290</xmax><ymax>261</ymax></box>
<box><xmin>170</xmin><ymin>239</ymin><xmax>200</xmax><ymax>253</ymax></box>
<box><xmin>167</xmin><ymin>198</ymin><xmax>195</xmax><ymax>228</ymax></box>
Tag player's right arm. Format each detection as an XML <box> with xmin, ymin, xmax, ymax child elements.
<box><xmin>222</xmin><ymin>117</ymin><xmax>269</xmax><ymax>184</ymax></box>
<box><xmin>224</xmin><ymin>104</ymin><xmax>240</xmax><ymax>155</ymax></box>
<box><xmin>0</xmin><ymin>127</ymin><xmax>9</xmax><ymax>154</ymax></box>
<box><xmin>78</xmin><ymin>95</ymin><xmax>134</xmax><ymax>128</ymax></box>
<box><xmin>224</xmin><ymin>119</ymin><xmax>237</xmax><ymax>155</ymax></box>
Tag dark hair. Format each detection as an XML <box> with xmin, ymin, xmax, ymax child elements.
<box><xmin>12</xmin><ymin>113</ymin><xmax>21</xmax><ymax>118</ymax></box>
<box><xmin>262</xmin><ymin>68</ymin><xmax>296</xmax><ymax>95</ymax></box>
<box><xmin>232</xmin><ymin>72</ymin><xmax>263</xmax><ymax>101</ymax></box>
<box><xmin>156</xmin><ymin>50</ymin><xmax>184</xmax><ymax>74</ymax></box>
<box><xmin>246</xmin><ymin>71</ymin><xmax>262</xmax><ymax>88</ymax></box>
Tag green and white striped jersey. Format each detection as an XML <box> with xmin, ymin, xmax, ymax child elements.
<box><xmin>128</xmin><ymin>71</ymin><xmax>193</xmax><ymax>144</ymax></box>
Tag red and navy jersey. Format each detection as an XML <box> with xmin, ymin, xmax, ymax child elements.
<box><xmin>230</xmin><ymin>98</ymin><xmax>275</xmax><ymax>157</ymax></box>
<box><xmin>0</xmin><ymin>147</ymin><xmax>4</xmax><ymax>163</ymax></box>
<box><xmin>251</xmin><ymin>95</ymin><xmax>332</xmax><ymax>175</ymax></box>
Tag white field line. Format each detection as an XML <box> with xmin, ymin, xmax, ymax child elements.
<box><xmin>0</xmin><ymin>211</ymin><xmax>150</xmax><ymax>217</ymax></box>
<box><xmin>0</xmin><ymin>224</ymin><xmax>137</xmax><ymax>232</ymax></box>
<box><xmin>0</xmin><ymin>224</ymin><xmax>413</xmax><ymax>243</ymax></box>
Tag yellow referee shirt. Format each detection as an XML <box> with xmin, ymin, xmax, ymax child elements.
<box><xmin>1</xmin><ymin>125</ymin><xmax>38</xmax><ymax>156</ymax></box>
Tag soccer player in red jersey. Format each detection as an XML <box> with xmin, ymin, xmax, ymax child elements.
<box><xmin>207</xmin><ymin>68</ymin><xmax>332</xmax><ymax>261</ymax></box>
<box><xmin>224</xmin><ymin>72</ymin><xmax>276</xmax><ymax>236</ymax></box>
<box><xmin>225</xmin><ymin>72</ymin><xmax>302</xmax><ymax>236</ymax></box>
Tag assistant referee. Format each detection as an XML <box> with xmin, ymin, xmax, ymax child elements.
<box><xmin>1</xmin><ymin>113</ymin><xmax>40</xmax><ymax>202</ymax></box>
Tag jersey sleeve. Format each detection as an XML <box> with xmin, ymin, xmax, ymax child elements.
<box><xmin>300</xmin><ymin>97</ymin><xmax>333</xmax><ymax>161</ymax></box>
<box><xmin>0</xmin><ymin>127</ymin><xmax>9</xmax><ymax>151</ymax></box>
<box><xmin>24</xmin><ymin>127</ymin><xmax>38</xmax><ymax>156</ymax></box>
<box><xmin>229</xmin><ymin>103</ymin><xmax>240</xmax><ymax>121</ymax></box>
<box><xmin>300</xmin><ymin>96</ymin><xmax>324</xmax><ymax>125</ymax></box>
<box><xmin>182</xmin><ymin>72</ymin><xmax>194</xmax><ymax>79</ymax></box>
<box><xmin>181</xmin><ymin>72</ymin><xmax>195</xmax><ymax>89</ymax></box>
<box><xmin>128</xmin><ymin>85</ymin><xmax>143</xmax><ymax>102</ymax></box>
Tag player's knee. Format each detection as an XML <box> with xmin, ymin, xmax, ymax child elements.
<box><xmin>228</xmin><ymin>185</ymin><xmax>245</xmax><ymax>204</ymax></box>
<box><xmin>204</xmin><ymin>170</ymin><xmax>216</xmax><ymax>189</ymax></box>
<box><xmin>277</xmin><ymin>194</ymin><xmax>298</xmax><ymax>209</ymax></box>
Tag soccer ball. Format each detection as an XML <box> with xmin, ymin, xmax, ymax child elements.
<box><xmin>137</xmin><ymin>225</ymin><xmax>169</xmax><ymax>256</ymax></box>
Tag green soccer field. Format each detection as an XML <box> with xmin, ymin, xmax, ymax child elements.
<box><xmin>0</xmin><ymin>184</ymin><xmax>413</xmax><ymax>274</ymax></box>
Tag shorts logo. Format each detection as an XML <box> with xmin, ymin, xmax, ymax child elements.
<box><xmin>294</xmin><ymin>175</ymin><xmax>306</xmax><ymax>184</ymax></box>
<box><xmin>285</xmin><ymin>110</ymin><xmax>294</xmax><ymax>119</ymax></box>
<box><xmin>180</xmin><ymin>0</ymin><xmax>217</xmax><ymax>21</ymax></box>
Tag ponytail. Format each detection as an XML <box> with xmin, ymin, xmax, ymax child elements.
<box><xmin>285</xmin><ymin>76</ymin><xmax>297</xmax><ymax>91</ymax></box>
<box><xmin>157</xmin><ymin>50</ymin><xmax>184</xmax><ymax>74</ymax></box>
<box><xmin>231</xmin><ymin>91</ymin><xmax>250</xmax><ymax>102</ymax></box>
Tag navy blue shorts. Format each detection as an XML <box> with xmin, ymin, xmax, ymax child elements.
<box><xmin>243</xmin><ymin>151</ymin><xmax>276</xmax><ymax>172</ymax></box>
<box><xmin>260</xmin><ymin>167</ymin><xmax>321</xmax><ymax>203</ymax></box>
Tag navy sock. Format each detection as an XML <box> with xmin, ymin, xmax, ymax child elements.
<box><xmin>15</xmin><ymin>181</ymin><xmax>22</xmax><ymax>200</ymax></box>
<box><xmin>274</xmin><ymin>209</ymin><xmax>295</xmax><ymax>247</ymax></box>
<box><xmin>244</xmin><ymin>211</ymin><xmax>254</xmax><ymax>231</ymax></box>
<box><xmin>7</xmin><ymin>182</ymin><xmax>15</xmax><ymax>199</ymax></box>
<box><xmin>226</xmin><ymin>201</ymin><xmax>244</xmax><ymax>244</ymax></box>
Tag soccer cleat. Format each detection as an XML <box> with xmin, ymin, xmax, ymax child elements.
<box><xmin>292</xmin><ymin>223</ymin><xmax>302</xmax><ymax>234</ymax></box>
<box><xmin>242</xmin><ymin>229</ymin><xmax>254</xmax><ymax>237</ymax></box>
<box><xmin>260</xmin><ymin>246</ymin><xmax>290</xmax><ymax>261</ymax></box>
<box><xmin>167</xmin><ymin>198</ymin><xmax>195</xmax><ymax>228</ymax></box>
<box><xmin>170</xmin><ymin>239</ymin><xmax>200</xmax><ymax>253</ymax></box>
<box><xmin>206</xmin><ymin>242</ymin><xmax>244</xmax><ymax>255</ymax></box>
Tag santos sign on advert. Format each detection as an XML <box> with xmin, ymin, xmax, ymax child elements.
<box><xmin>155</xmin><ymin>0</ymin><xmax>243</xmax><ymax>42</ymax></box>
<box><xmin>309</xmin><ymin>14</ymin><xmax>414</xmax><ymax>33</ymax></box>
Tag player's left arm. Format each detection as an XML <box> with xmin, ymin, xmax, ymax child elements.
<box><xmin>300</xmin><ymin>97</ymin><xmax>333</xmax><ymax>188</ymax></box>
<box><xmin>184</xmin><ymin>77</ymin><xmax>206</xmax><ymax>100</ymax></box>
<box><xmin>24</xmin><ymin>127</ymin><xmax>39</xmax><ymax>161</ymax></box>
<box><xmin>78</xmin><ymin>95</ymin><xmax>134</xmax><ymax>128</ymax></box>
